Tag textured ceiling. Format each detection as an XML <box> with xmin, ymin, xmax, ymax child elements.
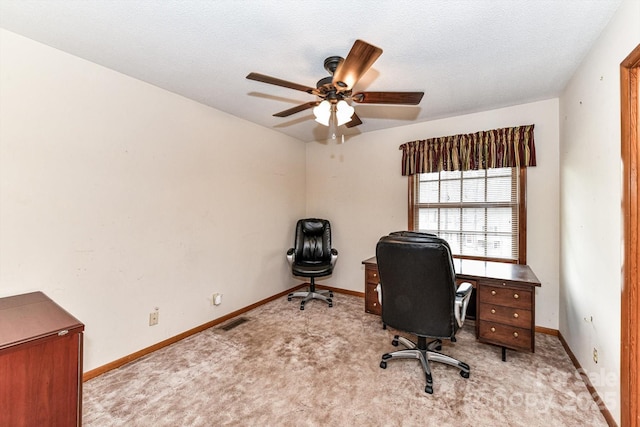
<box><xmin>0</xmin><ymin>0</ymin><xmax>622</xmax><ymax>142</ymax></box>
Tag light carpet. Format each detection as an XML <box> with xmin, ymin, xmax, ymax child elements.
<box><xmin>83</xmin><ymin>294</ymin><xmax>607</xmax><ymax>426</ymax></box>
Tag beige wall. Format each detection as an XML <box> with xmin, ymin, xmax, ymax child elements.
<box><xmin>305</xmin><ymin>99</ymin><xmax>560</xmax><ymax>330</ymax></box>
<box><xmin>559</xmin><ymin>0</ymin><xmax>640</xmax><ymax>423</ymax></box>
<box><xmin>0</xmin><ymin>29</ymin><xmax>307</xmax><ymax>371</ymax></box>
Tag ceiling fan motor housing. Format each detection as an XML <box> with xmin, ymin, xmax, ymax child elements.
<box><xmin>323</xmin><ymin>56</ymin><xmax>344</xmax><ymax>75</ymax></box>
<box><xmin>317</xmin><ymin>56</ymin><xmax>352</xmax><ymax>102</ymax></box>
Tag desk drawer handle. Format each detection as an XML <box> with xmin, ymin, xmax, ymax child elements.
<box><xmin>491</xmin><ymin>290</ymin><xmax>497</xmax><ymax>296</ymax></box>
<box><xmin>513</xmin><ymin>312</ymin><xmax>519</xmax><ymax>319</ymax></box>
<box><xmin>513</xmin><ymin>332</ymin><xmax>519</xmax><ymax>338</ymax></box>
<box><xmin>490</xmin><ymin>327</ymin><xmax>496</xmax><ymax>332</ymax></box>
<box><xmin>513</xmin><ymin>293</ymin><xmax>520</xmax><ymax>299</ymax></box>
<box><xmin>491</xmin><ymin>308</ymin><xmax>496</xmax><ymax>314</ymax></box>
<box><xmin>373</xmin><ymin>273</ymin><xmax>377</xmax><ymax>277</ymax></box>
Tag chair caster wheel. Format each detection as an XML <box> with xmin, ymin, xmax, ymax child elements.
<box><xmin>460</xmin><ymin>370</ymin><xmax>470</xmax><ymax>378</ymax></box>
<box><xmin>287</xmin><ymin>297</ymin><xmax>292</xmax><ymax>301</ymax></box>
<box><xmin>328</xmin><ymin>303</ymin><xmax>333</xmax><ymax>307</ymax></box>
<box><xmin>329</xmin><ymin>292</ymin><xmax>334</xmax><ymax>298</ymax></box>
<box><xmin>435</xmin><ymin>345</ymin><xmax>442</xmax><ymax>351</ymax></box>
<box><xmin>425</xmin><ymin>385</ymin><xmax>433</xmax><ymax>394</ymax></box>
<box><xmin>380</xmin><ymin>361</ymin><xmax>387</xmax><ymax>369</ymax></box>
<box><xmin>391</xmin><ymin>339</ymin><xmax>399</xmax><ymax>347</ymax></box>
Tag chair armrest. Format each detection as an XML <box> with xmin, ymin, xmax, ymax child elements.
<box><xmin>286</xmin><ymin>248</ymin><xmax>295</xmax><ymax>265</ymax></box>
<box><xmin>454</xmin><ymin>281</ymin><xmax>473</xmax><ymax>328</ymax></box>
<box><xmin>330</xmin><ymin>248</ymin><xmax>338</xmax><ymax>267</ymax></box>
<box><xmin>375</xmin><ymin>283</ymin><xmax>382</xmax><ymax>305</ymax></box>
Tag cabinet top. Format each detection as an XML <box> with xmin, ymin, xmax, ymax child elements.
<box><xmin>0</xmin><ymin>291</ymin><xmax>84</xmax><ymax>351</ymax></box>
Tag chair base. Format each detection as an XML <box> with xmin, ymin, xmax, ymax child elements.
<box><xmin>287</xmin><ymin>280</ymin><xmax>333</xmax><ymax>310</ymax></box>
<box><xmin>380</xmin><ymin>335</ymin><xmax>470</xmax><ymax>394</ymax></box>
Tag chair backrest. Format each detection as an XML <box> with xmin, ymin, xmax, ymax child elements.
<box><xmin>376</xmin><ymin>232</ymin><xmax>458</xmax><ymax>339</ymax></box>
<box><xmin>294</xmin><ymin>218</ymin><xmax>332</xmax><ymax>264</ymax></box>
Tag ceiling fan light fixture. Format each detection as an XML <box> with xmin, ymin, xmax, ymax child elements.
<box><xmin>336</xmin><ymin>100</ymin><xmax>355</xmax><ymax>126</ymax></box>
<box><xmin>314</xmin><ymin>114</ymin><xmax>330</xmax><ymax>126</ymax></box>
<box><xmin>313</xmin><ymin>100</ymin><xmax>331</xmax><ymax>126</ymax></box>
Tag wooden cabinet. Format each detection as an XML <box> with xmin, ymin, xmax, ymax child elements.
<box><xmin>364</xmin><ymin>263</ymin><xmax>381</xmax><ymax>315</ymax></box>
<box><xmin>363</xmin><ymin>257</ymin><xmax>540</xmax><ymax>358</ymax></box>
<box><xmin>477</xmin><ymin>282</ymin><xmax>535</xmax><ymax>352</ymax></box>
<box><xmin>0</xmin><ymin>292</ymin><xmax>84</xmax><ymax>427</ymax></box>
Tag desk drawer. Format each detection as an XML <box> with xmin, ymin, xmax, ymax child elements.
<box><xmin>478</xmin><ymin>285</ymin><xmax>532</xmax><ymax>310</ymax></box>
<box><xmin>365</xmin><ymin>267</ymin><xmax>379</xmax><ymax>285</ymax></box>
<box><xmin>478</xmin><ymin>303</ymin><xmax>531</xmax><ymax>328</ymax></box>
<box><xmin>478</xmin><ymin>320</ymin><xmax>532</xmax><ymax>351</ymax></box>
<box><xmin>365</xmin><ymin>282</ymin><xmax>381</xmax><ymax>315</ymax></box>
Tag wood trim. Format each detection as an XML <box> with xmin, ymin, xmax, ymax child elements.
<box><xmin>322</xmin><ymin>285</ymin><xmax>365</xmax><ymax>298</ymax></box>
<box><xmin>534</xmin><ymin>325</ymin><xmax>558</xmax><ymax>336</ymax></box>
<box><xmin>297</xmin><ymin>283</ymin><xmax>366</xmax><ymax>299</ymax></box>
<box><xmin>621</xmin><ymin>43</ymin><xmax>640</xmax><ymax>427</ymax></box>
<box><xmin>408</xmin><ymin>174</ymin><xmax>416</xmax><ymax>229</ymax></box>
<box><xmin>518</xmin><ymin>167</ymin><xmax>527</xmax><ymax>264</ymax></box>
<box><xmin>454</xmin><ymin>254</ymin><xmax>518</xmax><ymax>264</ymax></box>
<box><xmin>558</xmin><ymin>332</ymin><xmax>617</xmax><ymax>426</ymax></box>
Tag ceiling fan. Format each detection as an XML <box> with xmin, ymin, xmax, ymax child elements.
<box><xmin>246</xmin><ymin>40</ymin><xmax>424</xmax><ymax>128</ymax></box>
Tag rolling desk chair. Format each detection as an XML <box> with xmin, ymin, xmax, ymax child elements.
<box><xmin>286</xmin><ymin>218</ymin><xmax>338</xmax><ymax>310</ymax></box>
<box><xmin>376</xmin><ymin>232</ymin><xmax>472</xmax><ymax>393</ymax></box>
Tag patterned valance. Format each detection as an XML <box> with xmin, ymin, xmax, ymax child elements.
<box><xmin>399</xmin><ymin>124</ymin><xmax>536</xmax><ymax>176</ymax></box>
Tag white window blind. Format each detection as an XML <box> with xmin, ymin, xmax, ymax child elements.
<box><xmin>414</xmin><ymin>167</ymin><xmax>519</xmax><ymax>261</ymax></box>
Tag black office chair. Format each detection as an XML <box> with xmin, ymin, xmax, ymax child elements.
<box><xmin>286</xmin><ymin>218</ymin><xmax>338</xmax><ymax>310</ymax></box>
<box><xmin>376</xmin><ymin>232</ymin><xmax>472</xmax><ymax>394</ymax></box>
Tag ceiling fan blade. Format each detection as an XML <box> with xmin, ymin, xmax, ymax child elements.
<box><xmin>246</xmin><ymin>72</ymin><xmax>316</xmax><ymax>94</ymax></box>
<box><xmin>344</xmin><ymin>112</ymin><xmax>363</xmax><ymax>128</ymax></box>
<box><xmin>352</xmin><ymin>91</ymin><xmax>424</xmax><ymax>105</ymax></box>
<box><xmin>273</xmin><ymin>101</ymin><xmax>319</xmax><ymax>117</ymax></box>
<box><xmin>332</xmin><ymin>40</ymin><xmax>383</xmax><ymax>91</ymax></box>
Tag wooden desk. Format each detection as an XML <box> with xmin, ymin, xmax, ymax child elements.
<box><xmin>362</xmin><ymin>257</ymin><xmax>541</xmax><ymax>360</ymax></box>
<box><xmin>0</xmin><ymin>291</ymin><xmax>84</xmax><ymax>426</ymax></box>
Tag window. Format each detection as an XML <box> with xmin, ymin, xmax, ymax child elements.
<box><xmin>409</xmin><ymin>167</ymin><xmax>526</xmax><ymax>264</ymax></box>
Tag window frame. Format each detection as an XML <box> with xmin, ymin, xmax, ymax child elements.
<box><xmin>408</xmin><ymin>167</ymin><xmax>527</xmax><ymax>264</ymax></box>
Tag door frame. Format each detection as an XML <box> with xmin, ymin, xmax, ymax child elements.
<box><xmin>621</xmin><ymin>43</ymin><xmax>640</xmax><ymax>427</ymax></box>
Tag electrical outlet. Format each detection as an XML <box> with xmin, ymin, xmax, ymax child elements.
<box><xmin>213</xmin><ymin>293</ymin><xmax>222</xmax><ymax>306</ymax></box>
<box><xmin>593</xmin><ymin>347</ymin><xmax>598</xmax><ymax>364</ymax></box>
<box><xmin>149</xmin><ymin>310</ymin><xmax>159</xmax><ymax>326</ymax></box>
